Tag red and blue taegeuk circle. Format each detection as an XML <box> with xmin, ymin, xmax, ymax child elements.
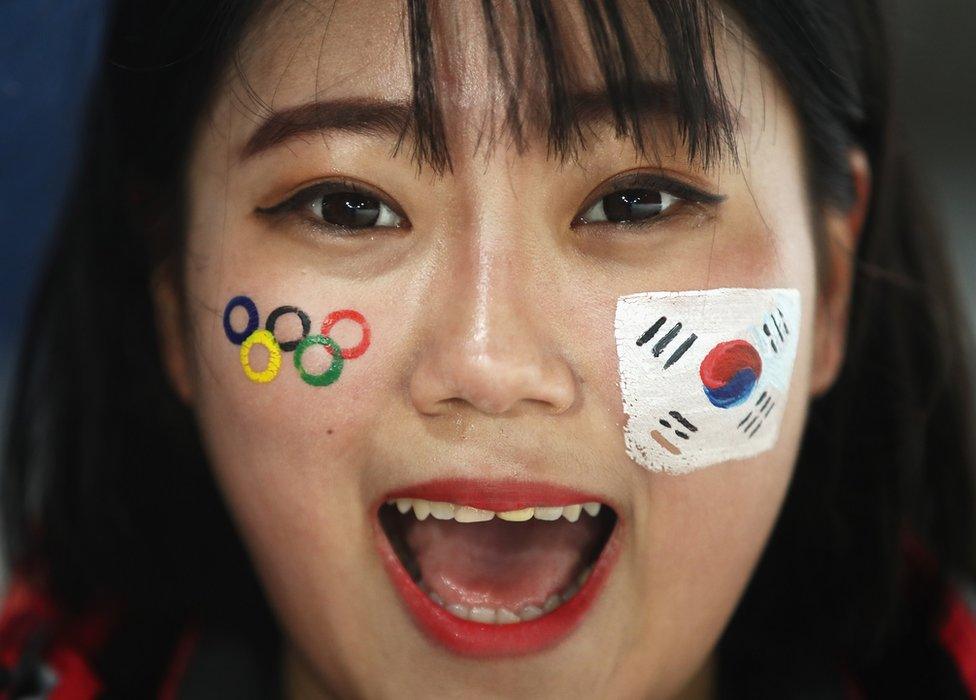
<box><xmin>699</xmin><ymin>340</ymin><xmax>763</xmax><ymax>408</ymax></box>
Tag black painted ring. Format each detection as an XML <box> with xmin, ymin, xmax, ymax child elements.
<box><xmin>265</xmin><ymin>305</ymin><xmax>311</xmax><ymax>352</ymax></box>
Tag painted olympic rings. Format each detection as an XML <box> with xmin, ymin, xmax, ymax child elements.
<box><xmin>240</xmin><ymin>329</ymin><xmax>282</xmax><ymax>383</ymax></box>
<box><xmin>223</xmin><ymin>295</ymin><xmax>259</xmax><ymax>344</ymax></box>
<box><xmin>321</xmin><ymin>309</ymin><xmax>371</xmax><ymax>359</ymax></box>
<box><xmin>294</xmin><ymin>335</ymin><xmax>344</xmax><ymax>387</ymax></box>
<box><xmin>222</xmin><ymin>295</ymin><xmax>371</xmax><ymax>386</ymax></box>
<box><xmin>266</xmin><ymin>305</ymin><xmax>311</xmax><ymax>352</ymax></box>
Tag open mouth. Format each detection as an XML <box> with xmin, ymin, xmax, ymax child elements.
<box><xmin>379</xmin><ymin>498</ymin><xmax>616</xmax><ymax>622</ymax></box>
<box><xmin>373</xmin><ymin>480</ymin><xmax>620</xmax><ymax>656</ymax></box>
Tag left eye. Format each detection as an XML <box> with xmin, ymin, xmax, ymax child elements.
<box><xmin>578</xmin><ymin>188</ymin><xmax>680</xmax><ymax>224</ymax></box>
<box><xmin>257</xmin><ymin>180</ymin><xmax>406</xmax><ymax>234</ymax></box>
<box><xmin>310</xmin><ymin>191</ymin><xmax>402</xmax><ymax>229</ymax></box>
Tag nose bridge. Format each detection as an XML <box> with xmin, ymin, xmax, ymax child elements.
<box><xmin>468</xmin><ymin>223</ymin><xmax>522</xmax><ymax>350</ymax></box>
<box><xmin>409</xmin><ymin>206</ymin><xmax>577</xmax><ymax>417</ymax></box>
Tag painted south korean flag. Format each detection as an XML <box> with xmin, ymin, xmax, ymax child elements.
<box><xmin>615</xmin><ymin>288</ymin><xmax>801</xmax><ymax>474</ymax></box>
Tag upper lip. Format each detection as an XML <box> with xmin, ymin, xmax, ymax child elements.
<box><xmin>377</xmin><ymin>477</ymin><xmax>617</xmax><ymax>514</ymax></box>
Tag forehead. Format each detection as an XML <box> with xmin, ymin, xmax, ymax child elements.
<box><xmin>238</xmin><ymin>0</ymin><xmax>675</xmax><ymax>94</ymax></box>
<box><xmin>237</xmin><ymin>1</ymin><xmax>415</xmax><ymax>104</ymax></box>
<box><xmin>223</xmin><ymin>0</ymin><xmax>725</xmax><ymax>156</ymax></box>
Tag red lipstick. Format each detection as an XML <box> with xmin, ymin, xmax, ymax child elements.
<box><xmin>372</xmin><ymin>478</ymin><xmax>622</xmax><ymax>657</ymax></box>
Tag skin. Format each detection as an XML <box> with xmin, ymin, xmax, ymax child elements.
<box><xmin>155</xmin><ymin>1</ymin><xmax>869</xmax><ymax>697</ymax></box>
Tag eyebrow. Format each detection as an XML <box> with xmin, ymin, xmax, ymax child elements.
<box><xmin>241</xmin><ymin>98</ymin><xmax>412</xmax><ymax>160</ymax></box>
<box><xmin>239</xmin><ymin>81</ymin><xmax>687</xmax><ymax>161</ymax></box>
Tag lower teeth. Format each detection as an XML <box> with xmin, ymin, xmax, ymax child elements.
<box><xmin>421</xmin><ymin>566</ymin><xmax>592</xmax><ymax>624</ymax></box>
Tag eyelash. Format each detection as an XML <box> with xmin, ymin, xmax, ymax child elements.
<box><xmin>255</xmin><ymin>179</ymin><xmax>409</xmax><ymax>235</ymax></box>
<box><xmin>572</xmin><ymin>172</ymin><xmax>726</xmax><ymax>229</ymax></box>
<box><xmin>255</xmin><ymin>172</ymin><xmax>725</xmax><ymax>235</ymax></box>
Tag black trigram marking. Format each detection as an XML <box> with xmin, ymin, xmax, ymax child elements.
<box><xmin>778</xmin><ymin>308</ymin><xmax>789</xmax><ymax>334</ymax></box>
<box><xmin>658</xmin><ymin>418</ymin><xmax>689</xmax><ymax>440</ymax></box>
<box><xmin>636</xmin><ymin>316</ymin><xmax>667</xmax><ymax>347</ymax></box>
<box><xmin>652</xmin><ymin>323</ymin><xmax>682</xmax><ymax>357</ymax></box>
<box><xmin>741</xmin><ymin>393</ymin><xmax>775</xmax><ymax>438</ymax></box>
<box><xmin>668</xmin><ymin>411</ymin><xmax>698</xmax><ymax>433</ymax></box>
<box><xmin>738</xmin><ymin>413</ymin><xmax>764</xmax><ymax>438</ymax></box>
<box><xmin>659</xmin><ymin>411</ymin><xmax>695</xmax><ymax>441</ymax></box>
<box><xmin>663</xmin><ymin>333</ymin><xmax>697</xmax><ymax>370</ymax></box>
<box><xmin>741</xmin><ymin>414</ymin><xmax>759</xmax><ymax>434</ymax></box>
<box><xmin>763</xmin><ymin>307</ymin><xmax>791</xmax><ymax>354</ymax></box>
<box><xmin>637</xmin><ymin>317</ymin><xmax>697</xmax><ymax>370</ymax></box>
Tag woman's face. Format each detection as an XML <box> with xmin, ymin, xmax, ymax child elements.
<box><xmin>161</xmin><ymin>1</ymin><xmax>851</xmax><ymax>697</ymax></box>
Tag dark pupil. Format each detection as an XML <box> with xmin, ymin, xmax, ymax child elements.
<box><xmin>319</xmin><ymin>193</ymin><xmax>380</xmax><ymax>228</ymax></box>
<box><xmin>602</xmin><ymin>189</ymin><xmax>663</xmax><ymax>222</ymax></box>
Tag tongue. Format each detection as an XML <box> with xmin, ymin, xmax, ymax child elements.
<box><xmin>405</xmin><ymin>516</ymin><xmax>601</xmax><ymax>611</ymax></box>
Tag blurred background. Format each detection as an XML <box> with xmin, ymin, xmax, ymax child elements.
<box><xmin>0</xmin><ymin>0</ymin><xmax>973</xmax><ymax>436</ymax></box>
<box><xmin>892</xmin><ymin>0</ymin><xmax>976</xmax><ymax>321</ymax></box>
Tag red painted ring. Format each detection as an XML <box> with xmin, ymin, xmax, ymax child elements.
<box><xmin>320</xmin><ymin>309</ymin><xmax>371</xmax><ymax>360</ymax></box>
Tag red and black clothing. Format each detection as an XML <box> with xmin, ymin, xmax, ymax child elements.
<box><xmin>0</xmin><ymin>575</ymin><xmax>974</xmax><ymax>698</ymax></box>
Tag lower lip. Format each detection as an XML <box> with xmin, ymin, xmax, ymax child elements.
<box><xmin>372</xmin><ymin>510</ymin><xmax>622</xmax><ymax>658</ymax></box>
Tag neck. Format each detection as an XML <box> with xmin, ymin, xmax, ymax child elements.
<box><xmin>281</xmin><ymin>645</ymin><xmax>338</xmax><ymax>700</ymax></box>
<box><xmin>281</xmin><ymin>644</ymin><xmax>716</xmax><ymax>699</ymax></box>
<box><xmin>676</xmin><ymin>653</ymin><xmax>716</xmax><ymax>700</ymax></box>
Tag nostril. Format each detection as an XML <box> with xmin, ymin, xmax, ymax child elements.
<box><xmin>409</xmin><ymin>351</ymin><xmax>577</xmax><ymax>417</ymax></box>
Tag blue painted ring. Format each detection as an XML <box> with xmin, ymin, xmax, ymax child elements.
<box><xmin>223</xmin><ymin>295</ymin><xmax>259</xmax><ymax>345</ymax></box>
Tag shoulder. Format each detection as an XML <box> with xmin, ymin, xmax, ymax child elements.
<box><xmin>937</xmin><ymin>577</ymin><xmax>976</xmax><ymax>695</ymax></box>
<box><xmin>0</xmin><ymin>577</ymin><xmax>105</xmax><ymax>697</ymax></box>
<box><xmin>847</xmin><ymin>574</ymin><xmax>976</xmax><ymax>699</ymax></box>
<box><xmin>0</xmin><ymin>577</ymin><xmax>274</xmax><ymax>699</ymax></box>
<box><xmin>0</xmin><ymin>577</ymin><xmax>199</xmax><ymax>699</ymax></box>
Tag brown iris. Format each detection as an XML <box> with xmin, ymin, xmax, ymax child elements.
<box><xmin>600</xmin><ymin>189</ymin><xmax>664</xmax><ymax>223</ymax></box>
<box><xmin>317</xmin><ymin>192</ymin><xmax>382</xmax><ymax>228</ymax></box>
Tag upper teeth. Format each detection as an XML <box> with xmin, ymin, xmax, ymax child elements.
<box><xmin>385</xmin><ymin>498</ymin><xmax>602</xmax><ymax>522</ymax></box>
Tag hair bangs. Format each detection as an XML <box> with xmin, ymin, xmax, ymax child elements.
<box><xmin>401</xmin><ymin>0</ymin><xmax>740</xmax><ymax>172</ymax></box>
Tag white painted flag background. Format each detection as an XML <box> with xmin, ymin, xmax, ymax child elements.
<box><xmin>615</xmin><ymin>288</ymin><xmax>801</xmax><ymax>474</ymax></box>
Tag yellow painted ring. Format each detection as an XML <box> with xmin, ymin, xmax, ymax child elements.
<box><xmin>240</xmin><ymin>329</ymin><xmax>282</xmax><ymax>383</ymax></box>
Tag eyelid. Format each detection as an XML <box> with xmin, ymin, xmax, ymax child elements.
<box><xmin>255</xmin><ymin>178</ymin><xmax>410</xmax><ymax>225</ymax></box>
<box><xmin>573</xmin><ymin>171</ymin><xmax>726</xmax><ymax>225</ymax></box>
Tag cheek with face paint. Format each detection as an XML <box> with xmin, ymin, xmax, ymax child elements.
<box><xmin>615</xmin><ymin>288</ymin><xmax>801</xmax><ymax>473</ymax></box>
<box><xmin>222</xmin><ymin>295</ymin><xmax>372</xmax><ymax>388</ymax></box>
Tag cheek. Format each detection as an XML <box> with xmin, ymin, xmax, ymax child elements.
<box><xmin>184</xmin><ymin>288</ymin><xmax>426</xmax><ymax>665</ymax></box>
<box><xmin>643</xmin><ymin>342</ymin><xmax>810</xmax><ymax>574</ymax></box>
<box><xmin>188</xmin><ymin>293</ymin><xmax>397</xmax><ymax>517</ymax></box>
<box><xmin>657</xmin><ymin>333</ymin><xmax>811</xmax><ymax>677</ymax></box>
<box><xmin>637</xmin><ymin>444</ymin><xmax>796</xmax><ymax>656</ymax></box>
<box><xmin>615</xmin><ymin>287</ymin><xmax>804</xmax><ymax>474</ymax></box>
<box><xmin>186</xmin><ymin>294</ymin><xmax>405</xmax><ymax>657</ymax></box>
<box><xmin>613</xmin><ymin>361</ymin><xmax>808</xmax><ymax>680</ymax></box>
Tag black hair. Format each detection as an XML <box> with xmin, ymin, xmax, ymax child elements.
<box><xmin>4</xmin><ymin>0</ymin><xmax>974</xmax><ymax>694</ymax></box>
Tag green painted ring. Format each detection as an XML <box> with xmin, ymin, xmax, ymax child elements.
<box><xmin>294</xmin><ymin>334</ymin><xmax>344</xmax><ymax>387</ymax></box>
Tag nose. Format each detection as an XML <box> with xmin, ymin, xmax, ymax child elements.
<box><xmin>408</xmin><ymin>236</ymin><xmax>578</xmax><ymax>418</ymax></box>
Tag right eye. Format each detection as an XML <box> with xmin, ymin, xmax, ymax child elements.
<box><xmin>257</xmin><ymin>180</ymin><xmax>408</xmax><ymax>234</ymax></box>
